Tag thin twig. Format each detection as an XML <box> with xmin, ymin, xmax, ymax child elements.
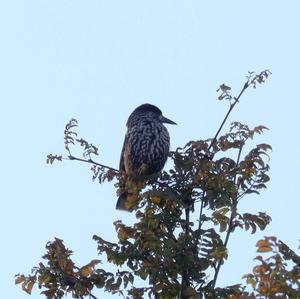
<box><xmin>67</xmin><ymin>155</ymin><xmax>119</xmax><ymax>173</ymax></box>
<box><xmin>234</xmin><ymin>144</ymin><xmax>244</xmax><ymax>185</ymax></box>
<box><xmin>88</xmin><ymin>291</ymin><xmax>99</xmax><ymax>299</ymax></box>
<box><xmin>197</xmin><ymin>80</ymin><xmax>250</xmax><ymax>249</ymax></box>
<box><xmin>181</xmin><ymin>191</ymin><xmax>192</xmax><ymax>297</ymax></box>
<box><xmin>195</xmin><ymin>199</ymin><xmax>205</xmax><ymax>247</ymax></box>
<box><xmin>208</xmin><ymin>81</ymin><xmax>249</xmax><ymax>152</ymax></box>
<box><xmin>207</xmin><ymin>71</ymin><xmax>272</xmax><ymax>287</ymax></box>
<box><xmin>236</xmin><ymin>177</ymin><xmax>258</xmax><ymax>202</ymax></box>
<box><xmin>198</xmin><ymin>200</ymin><xmax>205</xmax><ymax>231</ymax></box>
<box><xmin>118</xmin><ymin>290</ymin><xmax>127</xmax><ymax>299</ymax></box>
<box><xmin>211</xmin><ymin>144</ymin><xmax>243</xmax><ymax>288</ymax></box>
<box><xmin>196</xmin><ymin>200</ymin><xmax>204</xmax><ymax>236</ymax></box>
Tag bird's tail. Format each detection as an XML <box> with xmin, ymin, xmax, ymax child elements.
<box><xmin>116</xmin><ymin>177</ymin><xmax>146</xmax><ymax>211</ymax></box>
<box><xmin>116</xmin><ymin>191</ymin><xmax>140</xmax><ymax>212</ymax></box>
<box><xmin>116</xmin><ymin>192</ymin><xmax>129</xmax><ymax>211</ymax></box>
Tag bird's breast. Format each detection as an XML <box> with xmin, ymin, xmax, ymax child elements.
<box><xmin>124</xmin><ymin>122</ymin><xmax>170</xmax><ymax>175</ymax></box>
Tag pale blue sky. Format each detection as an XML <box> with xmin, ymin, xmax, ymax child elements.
<box><xmin>1</xmin><ymin>1</ymin><xmax>300</xmax><ymax>298</ymax></box>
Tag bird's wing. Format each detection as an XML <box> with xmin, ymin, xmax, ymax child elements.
<box><xmin>119</xmin><ymin>134</ymin><xmax>127</xmax><ymax>172</ymax></box>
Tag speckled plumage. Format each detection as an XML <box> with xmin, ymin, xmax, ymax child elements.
<box><xmin>116</xmin><ymin>103</ymin><xmax>176</xmax><ymax>210</ymax></box>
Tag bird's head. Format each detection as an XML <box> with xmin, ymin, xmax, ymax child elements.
<box><xmin>127</xmin><ymin>103</ymin><xmax>177</xmax><ymax>127</ymax></box>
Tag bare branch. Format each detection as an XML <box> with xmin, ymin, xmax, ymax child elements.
<box><xmin>88</xmin><ymin>291</ymin><xmax>99</xmax><ymax>299</ymax></box>
<box><xmin>208</xmin><ymin>70</ymin><xmax>270</xmax><ymax>152</ymax></box>
<box><xmin>68</xmin><ymin>155</ymin><xmax>119</xmax><ymax>173</ymax></box>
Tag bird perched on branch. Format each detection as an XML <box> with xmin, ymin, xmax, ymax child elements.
<box><xmin>116</xmin><ymin>103</ymin><xmax>176</xmax><ymax>211</ymax></box>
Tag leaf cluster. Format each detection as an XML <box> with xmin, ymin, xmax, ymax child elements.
<box><xmin>24</xmin><ymin>120</ymin><xmax>273</xmax><ymax>298</ymax></box>
<box><xmin>17</xmin><ymin>71</ymin><xmax>290</xmax><ymax>299</ymax></box>
<box><xmin>15</xmin><ymin>238</ymin><xmax>134</xmax><ymax>298</ymax></box>
<box><xmin>240</xmin><ymin>237</ymin><xmax>300</xmax><ymax>298</ymax></box>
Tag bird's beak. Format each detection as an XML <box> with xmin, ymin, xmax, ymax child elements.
<box><xmin>161</xmin><ymin>116</ymin><xmax>177</xmax><ymax>125</ymax></box>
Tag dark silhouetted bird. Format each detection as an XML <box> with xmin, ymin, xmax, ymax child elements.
<box><xmin>116</xmin><ymin>103</ymin><xmax>176</xmax><ymax>211</ymax></box>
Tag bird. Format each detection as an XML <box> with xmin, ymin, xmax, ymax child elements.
<box><xmin>116</xmin><ymin>103</ymin><xmax>176</xmax><ymax>211</ymax></box>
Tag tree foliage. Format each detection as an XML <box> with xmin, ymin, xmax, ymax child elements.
<box><xmin>16</xmin><ymin>70</ymin><xmax>300</xmax><ymax>299</ymax></box>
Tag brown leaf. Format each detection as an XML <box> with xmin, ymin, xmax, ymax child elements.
<box><xmin>80</xmin><ymin>265</ymin><xmax>93</xmax><ymax>277</ymax></box>
<box><xmin>22</xmin><ymin>281</ymin><xmax>35</xmax><ymax>294</ymax></box>
<box><xmin>256</xmin><ymin>239</ymin><xmax>272</xmax><ymax>252</ymax></box>
<box><xmin>80</xmin><ymin>259</ymin><xmax>101</xmax><ymax>277</ymax></box>
<box><xmin>15</xmin><ymin>274</ymin><xmax>25</xmax><ymax>284</ymax></box>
